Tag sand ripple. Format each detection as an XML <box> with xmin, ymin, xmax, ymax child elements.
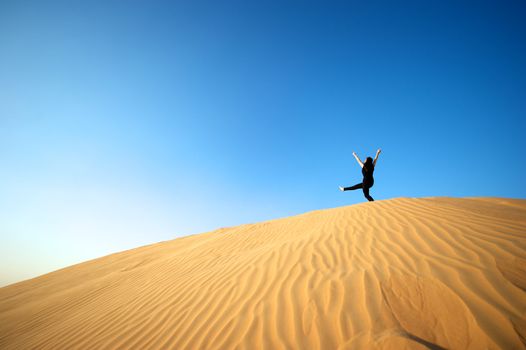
<box><xmin>1</xmin><ymin>197</ymin><xmax>525</xmax><ymax>349</ymax></box>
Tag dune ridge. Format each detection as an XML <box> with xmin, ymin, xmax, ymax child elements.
<box><xmin>1</xmin><ymin>197</ymin><xmax>525</xmax><ymax>349</ymax></box>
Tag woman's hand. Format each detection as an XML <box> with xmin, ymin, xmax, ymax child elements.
<box><xmin>376</xmin><ymin>149</ymin><xmax>382</xmax><ymax>155</ymax></box>
<box><xmin>352</xmin><ymin>151</ymin><xmax>357</xmax><ymax>157</ymax></box>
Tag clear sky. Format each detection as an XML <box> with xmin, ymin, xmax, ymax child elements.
<box><xmin>1</xmin><ymin>0</ymin><xmax>525</xmax><ymax>286</ymax></box>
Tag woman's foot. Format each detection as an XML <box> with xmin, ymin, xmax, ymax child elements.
<box><xmin>339</xmin><ymin>186</ymin><xmax>344</xmax><ymax>191</ymax></box>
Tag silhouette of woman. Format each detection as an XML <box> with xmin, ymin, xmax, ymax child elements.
<box><xmin>339</xmin><ymin>149</ymin><xmax>381</xmax><ymax>202</ymax></box>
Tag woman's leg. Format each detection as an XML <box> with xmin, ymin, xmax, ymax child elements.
<box><xmin>363</xmin><ymin>186</ymin><xmax>374</xmax><ymax>201</ymax></box>
<box><xmin>343</xmin><ymin>183</ymin><xmax>363</xmax><ymax>191</ymax></box>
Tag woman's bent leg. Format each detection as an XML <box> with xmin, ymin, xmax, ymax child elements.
<box><xmin>343</xmin><ymin>183</ymin><xmax>363</xmax><ymax>191</ymax></box>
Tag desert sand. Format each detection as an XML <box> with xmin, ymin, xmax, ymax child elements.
<box><xmin>1</xmin><ymin>197</ymin><xmax>525</xmax><ymax>349</ymax></box>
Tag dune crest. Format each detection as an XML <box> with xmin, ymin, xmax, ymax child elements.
<box><xmin>1</xmin><ymin>197</ymin><xmax>525</xmax><ymax>349</ymax></box>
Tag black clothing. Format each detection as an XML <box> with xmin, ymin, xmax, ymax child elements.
<box><xmin>343</xmin><ymin>163</ymin><xmax>375</xmax><ymax>201</ymax></box>
<box><xmin>362</xmin><ymin>163</ymin><xmax>374</xmax><ymax>183</ymax></box>
<box><xmin>343</xmin><ymin>182</ymin><xmax>374</xmax><ymax>201</ymax></box>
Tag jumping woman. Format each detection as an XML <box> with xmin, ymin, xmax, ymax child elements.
<box><xmin>339</xmin><ymin>149</ymin><xmax>381</xmax><ymax>202</ymax></box>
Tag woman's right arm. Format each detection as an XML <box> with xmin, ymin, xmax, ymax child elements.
<box><xmin>373</xmin><ymin>149</ymin><xmax>381</xmax><ymax>166</ymax></box>
<box><xmin>352</xmin><ymin>152</ymin><xmax>364</xmax><ymax>168</ymax></box>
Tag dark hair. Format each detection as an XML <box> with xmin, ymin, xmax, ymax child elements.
<box><xmin>364</xmin><ymin>157</ymin><xmax>374</xmax><ymax>168</ymax></box>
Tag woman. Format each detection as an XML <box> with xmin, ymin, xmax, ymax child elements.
<box><xmin>339</xmin><ymin>149</ymin><xmax>381</xmax><ymax>202</ymax></box>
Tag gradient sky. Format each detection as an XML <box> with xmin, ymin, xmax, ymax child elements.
<box><xmin>1</xmin><ymin>0</ymin><xmax>525</xmax><ymax>286</ymax></box>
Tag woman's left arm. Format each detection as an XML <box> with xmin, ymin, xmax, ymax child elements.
<box><xmin>352</xmin><ymin>152</ymin><xmax>364</xmax><ymax>168</ymax></box>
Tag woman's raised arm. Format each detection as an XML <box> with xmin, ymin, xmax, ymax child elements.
<box><xmin>373</xmin><ymin>149</ymin><xmax>381</xmax><ymax>166</ymax></box>
<box><xmin>352</xmin><ymin>152</ymin><xmax>364</xmax><ymax>168</ymax></box>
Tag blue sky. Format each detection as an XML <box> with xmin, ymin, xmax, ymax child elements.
<box><xmin>1</xmin><ymin>0</ymin><xmax>525</xmax><ymax>286</ymax></box>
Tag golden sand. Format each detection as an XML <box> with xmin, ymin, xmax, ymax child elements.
<box><xmin>1</xmin><ymin>197</ymin><xmax>525</xmax><ymax>349</ymax></box>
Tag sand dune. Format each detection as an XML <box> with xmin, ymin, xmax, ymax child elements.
<box><xmin>1</xmin><ymin>197</ymin><xmax>525</xmax><ymax>349</ymax></box>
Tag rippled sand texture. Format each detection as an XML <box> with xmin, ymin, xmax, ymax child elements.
<box><xmin>1</xmin><ymin>197</ymin><xmax>525</xmax><ymax>349</ymax></box>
